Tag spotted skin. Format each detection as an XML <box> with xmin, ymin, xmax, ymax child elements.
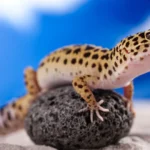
<box><xmin>24</xmin><ymin>67</ymin><xmax>41</xmax><ymax>95</ymax></box>
<box><xmin>0</xmin><ymin>67</ymin><xmax>41</xmax><ymax>135</ymax></box>
<box><xmin>72</xmin><ymin>75</ymin><xmax>109</xmax><ymax>122</ymax></box>
<box><xmin>0</xmin><ymin>94</ymin><xmax>37</xmax><ymax>135</ymax></box>
<box><xmin>1</xmin><ymin>29</ymin><xmax>150</xmax><ymax>134</ymax></box>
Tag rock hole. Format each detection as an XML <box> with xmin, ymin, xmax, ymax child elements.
<box><xmin>49</xmin><ymin>101</ymin><xmax>55</xmax><ymax>106</ymax></box>
<box><xmin>111</xmin><ymin>96</ymin><xmax>120</xmax><ymax>103</ymax></box>
<box><xmin>71</xmin><ymin>92</ymin><xmax>79</xmax><ymax>99</ymax></box>
<box><xmin>114</xmin><ymin>104</ymin><xmax>118</xmax><ymax>109</ymax></box>
<box><xmin>48</xmin><ymin>96</ymin><xmax>55</xmax><ymax>101</ymax></box>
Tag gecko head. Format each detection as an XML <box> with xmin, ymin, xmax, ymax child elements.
<box><xmin>117</xmin><ymin>29</ymin><xmax>150</xmax><ymax>62</ymax></box>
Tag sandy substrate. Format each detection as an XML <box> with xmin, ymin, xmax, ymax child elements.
<box><xmin>0</xmin><ymin>101</ymin><xmax>149</xmax><ymax>148</ymax></box>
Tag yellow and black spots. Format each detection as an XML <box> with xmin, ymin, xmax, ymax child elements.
<box><xmin>37</xmin><ymin>44</ymin><xmax>114</xmax><ymax>87</ymax></box>
<box><xmin>104</xmin><ymin>63</ymin><xmax>109</xmax><ymax>69</ymax></box>
<box><xmin>12</xmin><ymin>94</ymin><xmax>36</xmax><ymax>119</ymax></box>
<box><xmin>101</xmin><ymin>53</ymin><xmax>109</xmax><ymax>60</ymax></box>
<box><xmin>0</xmin><ymin>94</ymin><xmax>37</xmax><ymax>135</ymax></box>
<box><xmin>38</xmin><ymin>44</ymin><xmax>106</xmax><ymax>68</ymax></box>
<box><xmin>24</xmin><ymin>67</ymin><xmax>41</xmax><ymax>95</ymax></box>
<box><xmin>72</xmin><ymin>75</ymin><xmax>109</xmax><ymax>122</ymax></box>
<box><xmin>123</xmin><ymin>55</ymin><xmax>127</xmax><ymax>61</ymax></box>
<box><xmin>116</xmin><ymin>30</ymin><xmax>150</xmax><ymax>60</ymax></box>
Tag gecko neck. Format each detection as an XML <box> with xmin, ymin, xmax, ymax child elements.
<box><xmin>110</xmin><ymin>46</ymin><xmax>150</xmax><ymax>82</ymax></box>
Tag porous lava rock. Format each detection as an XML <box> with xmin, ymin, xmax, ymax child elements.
<box><xmin>25</xmin><ymin>86</ymin><xmax>134</xmax><ymax>150</ymax></box>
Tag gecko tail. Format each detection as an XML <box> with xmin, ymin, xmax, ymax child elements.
<box><xmin>0</xmin><ymin>66</ymin><xmax>41</xmax><ymax>135</ymax></box>
<box><xmin>0</xmin><ymin>94</ymin><xmax>37</xmax><ymax>135</ymax></box>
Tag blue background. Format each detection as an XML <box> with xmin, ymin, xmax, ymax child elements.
<box><xmin>0</xmin><ymin>0</ymin><xmax>150</xmax><ymax>107</ymax></box>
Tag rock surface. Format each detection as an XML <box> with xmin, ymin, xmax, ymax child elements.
<box><xmin>0</xmin><ymin>144</ymin><xmax>55</xmax><ymax>150</ymax></box>
<box><xmin>0</xmin><ymin>135</ymin><xmax>150</xmax><ymax>150</ymax></box>
<box><xmin>25</xmin><ymin>86</ymin><xmax>134</xmax><ymax>150</ymax></box>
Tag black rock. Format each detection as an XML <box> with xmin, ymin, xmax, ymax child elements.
<box><xmin>25</xmin><ymin>86</ymin><xmax>134</xmax><ymax>150</ymax></box>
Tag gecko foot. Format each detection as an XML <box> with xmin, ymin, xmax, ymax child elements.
<box><xmin>79</xmin><ymin>100</ymin><xmax>109</xmax><ymax>123</ymax></box>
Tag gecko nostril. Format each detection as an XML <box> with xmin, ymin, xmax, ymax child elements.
<box><xmin>146</xmin><ymin>32</ymin><xmax>150</xmax><ymax>40</ymax></box>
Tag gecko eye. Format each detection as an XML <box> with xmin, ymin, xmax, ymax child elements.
<box><xmin>146</xmin><ymin>32</ymin><xmax>150</xmax><ymax>40</ymax></box>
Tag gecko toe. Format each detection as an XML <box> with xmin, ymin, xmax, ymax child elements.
<box><xmin>90</xmin><ymin>109</ymin><xmax>94</xmax><ymax>123</ymax></box>
<box><xmin>97</xmin><ymin>100</ymin><xmax>109</xmax><ymax>112</ymax></box>
<box><xmin>95</xmin><ymin>110</ymin><xmax>104</xmax><ymax>121</ymax></box>
<box><xmin>78</xmin><ymin>100</ymin><xmax>109</xmax><ymax>123</ymax></box>
<box><xmin>78</xmin><ymin>106</ymin><xmax>89</xmax><ymax>113</ymax></box>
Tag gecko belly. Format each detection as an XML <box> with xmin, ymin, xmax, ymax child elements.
<box><xmin>37</xmin><ymin>52</ymin><xmax>150</xmax><ymax>91</ymax></box>
<box><xmin>37</xmin><ymin>66</ymin><xmax>123</xmax><ymax>91</ymax></box>
<box><xmin>37</xmin><ymin>64</ymin><xmax>97</xmax><ymax>90</ymax></box>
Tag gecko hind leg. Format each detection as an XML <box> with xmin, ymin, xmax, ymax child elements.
<box><xmin>24</xmin><ymin>66</ymin><xmax>41</xmax><ymax>95</ymax></box>
<box><xmin>72</xmin><ymin>75</ymin><xmax>109</xmax><ymax>123</ymax></box>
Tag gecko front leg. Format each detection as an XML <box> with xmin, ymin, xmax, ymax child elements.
<box><xmin>24</xmin><ymin>67</ymin><xmax>41</xmax><ymax>95</ymax></box>
<box><xmin>72</xmin><ymin>75</ymin><xmax>109</xmax><ymax>122</ymax></box>
<box><xmin>123</xmin><ymin>81</ymin><xmax>135</xmax><ymax>116</ymax></box>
